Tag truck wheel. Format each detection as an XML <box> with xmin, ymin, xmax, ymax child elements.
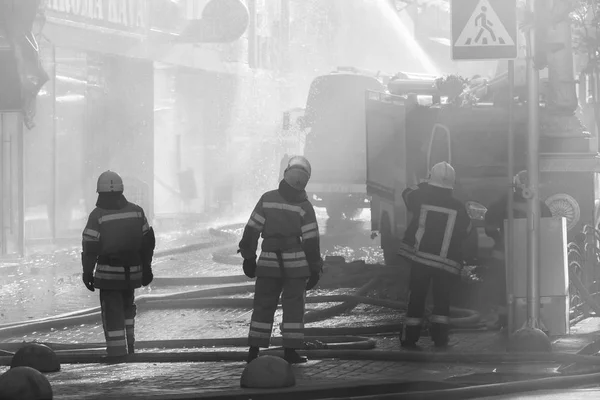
<box><xmin>326</xmin><ymin>206</ymin><xmax>343</xmax><ymax>221</ymax></box>
<box><xmin>380</xmin><ymin>214</ymin><xmax>396</xmax><ymax>265</ymax></box>
<box><xmin>342</xmin><ymin>206</ymin><xmax>361</xmax><ymax>220</ymax></box>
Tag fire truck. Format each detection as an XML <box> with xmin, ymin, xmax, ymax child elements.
<box><xmin>282</xmin><ymin>67</ymin><xmax>436</xmax><ymax>220</ymax></box>
<box><xmin>366</xmin><ymin>76</ymin><xmax>599</xmax><ymax>265</ymax></box>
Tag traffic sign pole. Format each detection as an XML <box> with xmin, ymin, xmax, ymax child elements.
<box><xmin>507</xmin><ymin>59</ymin><xmax>515</xmax><ymax>332</ymax></box>
<box><xmin>526</xmin><ymin>0</ymin><xmax>542</xmax><ymax>327</ymax></box>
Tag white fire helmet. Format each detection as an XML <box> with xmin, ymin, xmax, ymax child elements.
<box><xmin>97</xmin><ymin>170</ymin><xmax>124</xmax><ymax>193</ymax></box>
<box><xmin>428</xmin><ymin>161</ymin><xmax>456</xmax><ymax>190</ymax></box>
<box><xmin>283</xmin><ymin>156</ymin><xmax>312</xmax><ymax>191</ymax></box>
<box><xmin>513</xmin><ymin>170</ymin><xmax>528</xmax><ymax>192</ymax></box>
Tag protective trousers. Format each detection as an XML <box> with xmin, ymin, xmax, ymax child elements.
<box><xmin>401</xmin><ymin>263</ymin><xmax>454</xmax><ymax>346</ymax></box>
<box><xmin>100</xmin><ymin>289</ymin><xmax>137</xmax><ymax>356</ymax></box>
<box><xmin>248</xmin><ymin>277</ymin><xmax>306</xmax><ymax>349</ymax></box>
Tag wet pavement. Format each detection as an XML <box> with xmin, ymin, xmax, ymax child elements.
<box><xmin>1</xmin><ymin>209</ymin><xmax>599</xmax><ymax>399</ymax></box>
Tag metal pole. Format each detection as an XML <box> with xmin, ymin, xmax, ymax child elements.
<box><xmin>0</xmin><ymin>114</ymin><xmax>4</xmax><ymax>255</ymax></box>
<box><xmin>526</xmin><ymin>0</ymin><xmax>541</xmax><ymax>324</ymax></box>
<box><xmin>17</xmin><ymin>113</ymin><xmax>24</xmax><ymax>257</ymax></box>
<box><xmin>506</xmin><ymin>59</ymin><xmax>515</xmax><ymax>332</ymax></box>
<box><xmin>51</xmin><ymin>42</ymin><xmax>57</xmax><ymax>243</ymax></box>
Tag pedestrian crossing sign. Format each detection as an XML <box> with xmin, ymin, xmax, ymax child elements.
<box><xmin>451</xmin><ymin>0</ymin><xmax>517</xmax><ymax>60</ymax></box>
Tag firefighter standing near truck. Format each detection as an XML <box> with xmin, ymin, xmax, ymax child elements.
<box><xmin>239</xmin><ymin>156</ymin><xmax>323</xmax><ymax>364</ymax></box>
<box><xmin>398</xmin><ymin>162</ymin><xmax>472</xmax><ymax>350</ymax></box>
<box><xmin>483</xmin><ymin>170</ymin><xmax>552</xmax><ymax>329</ymax></box>
<box><xmin>81</xmin><ymin>170</ymin><xmax>156</xmax><ymax>359</ymax></box>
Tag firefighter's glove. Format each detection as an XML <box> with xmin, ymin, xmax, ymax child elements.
<box><xmin>243</xmin><ymin>257</ymin><xmax>257</xmax><ymax>279</ymax></box>
<box><xmin>82</xmin><ymin>272</ymin><xmax>95</xmax><ymax>292</ymax></box>
<box><xmin>306</xmin><ymin>272</ymin><xmax>320</xmax><ymax>291</ymax></box>
<box><xmin>142</xmin><ymin>267</ymin><xmax>154</xmax><ymax>287</ymax></box>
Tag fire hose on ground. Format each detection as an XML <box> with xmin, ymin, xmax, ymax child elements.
<box><xmin>2</xmin><ymin>224</ymin><xmax>600</xmax><ymax>399</ymax></box>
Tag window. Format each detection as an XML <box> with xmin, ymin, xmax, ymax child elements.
<box><xmin>427</xmin><ymin>123</ymin><xmax>451</xmax><ymax>171</ymax></box>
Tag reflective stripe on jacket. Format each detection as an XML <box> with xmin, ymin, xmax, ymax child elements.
<box><xmin>398</xmin><ymin>184</ymin><xmax>471</xmax><ymax>275</ymax></box>
<box><xmin>82</xmin><ymin>202</ymin><xmax>150</xmax><ymax>290</ymax></box>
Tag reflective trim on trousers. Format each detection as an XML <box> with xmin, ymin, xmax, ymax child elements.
<box><xmin>255</xmin><ymin>266</ymin><xmax>310</xmax><ymax>278</ymax></box>
<box><xmin>430</xmin><ymin>314</ymin><xmax>450</xmax><ymax>324</ymax></box>
<box><xmin>282</xmin><ymin>322</ymin><xmax>303</xmax><ymax>330</ymax></box>
<box><xmin>107</xmin><ymin>329</ymin><xmax>125</xmax><ymax>338</ymax></box>
<box><xmin>97</xmin><ymin>265</ymin><xmax>142</xmax><ymax>273</ymax></box>
<box><xmin>398</xmin><ymin>244</ymin><xmax>461</xmax><ymax>275</ymax></box>
<box><xmin>257</xmin><ymin>260</ymin><xmax>308</xmax><ymax>268</ymax></box>
<box><xmin>249</xmin><ymin>331</ymin><xmax>271</xmax><ymax>338</ymax></box>
<box><xmin>282</xmin><ymin>332</ymin><xmax>304</xmax><ymax>339</ymax></box>
<box><xmin>403</xmin><ymin>317</ymin><xmax>422</xmax><ymax>326</ymax></box>
<box><xmin>251</xmin><ymin>321</ymin><xmax>273</xmax><ymax>330</ymax></box>
<box><xmin>95</xmin><ymin>272</ymin><xmax>143</xmax><ymax>281</ymax></box>
<box><xmin>107</xmin><ymin>339</ymin><xmax>127</xmax><ymax>346</ymax></box>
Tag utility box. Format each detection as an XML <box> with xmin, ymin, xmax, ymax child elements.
<box><xmin>504</xmin><ymin>217</ymin><xmax>569</xmax><ymax>336</ymax></box>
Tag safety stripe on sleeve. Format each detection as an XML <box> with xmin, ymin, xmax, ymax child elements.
<box><xmin>303</xmin><ymin>230</ymin><xmax>318</xmax><ymax>239</ymax></box>
<box><xmin>142</xmin><ymin>221</ymin><xmax>150</xmax><ymax>234</ymax></box>
<box><xmin>247</xmin><ymin>219</ymin><xmax>262</xmax><ymax>230</ymax></box>
<box><xmin>83</xmin><ymin>228</ymin><xmax>100</xmax><ymax>239</ymax></box>
<box><xmin>301</xmin><ymin>222</ymin><xmax>317</xmax><ymax>233</ymax></box>
<box><xmin>252</xmin><ymin>212</ymin><xmax>266</xmax><ymax>224</ymax></box>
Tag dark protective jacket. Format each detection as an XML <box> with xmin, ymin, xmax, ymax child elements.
<box><xmin>398</xmin><ymin>183</ymin><xmax>471</xmax><ymax>275</ymax></box>
<box><xmin>81</xmin><ymin>193</ymin><xmax>155</xmax><ymax>290</ymax></box>
<box><xmin>484</xmin><ymin>192</ymin><xmax>553</xmax><ymax>251</ymax></box>
<box><xmin>239</xmin><ymin>180</ymin><xmax>323</xmax><ymax>278</ymax></box>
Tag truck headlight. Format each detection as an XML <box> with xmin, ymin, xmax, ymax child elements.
<box><xmin>466</xmin><ymin>201</ymin><xmax>487</xmax><ymax>221</ymax></box>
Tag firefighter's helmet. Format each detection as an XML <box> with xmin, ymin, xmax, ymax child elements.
<box><xmin>514</xmin><ymin>170</ymin><xmax>528</xmax><ymax>193</ymax></box>
<box><xmin>283</xmin><ymin>156</ymin><xmax>311</xmax><ymax>191</ymax></box>
<box><xmin>428</xmin><ymin>162</ymin><xmax>455</xmax><ymax>190</ymax></box>
<box><xmin>97</xmin><ymin>170</ymin><xmax>124</xmax><ymax>193</ymax></box>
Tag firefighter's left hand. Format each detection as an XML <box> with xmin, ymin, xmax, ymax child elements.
<box><xmin>142</xmin><ymin>268</ymin><xmax>154</xmax><ymax>286</ymax></box>
<box><xmin>82</xmin><ymin>272</ymin><xmax>95</xmax><ymax>292</ymax></box>
<box><xmin>243</xmin><ymin>258</ymin><xmax>257</xmax><ymax>278</ymax></box>
<box><xmin>306</xmin><ymin>272</ymin><xmax>320</xmax><ymax>291</ymax></box>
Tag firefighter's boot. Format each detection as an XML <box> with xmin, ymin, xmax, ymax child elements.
<box><xmin>283</xmin><ymin>348</ymin><xmax>307</xmax><ymax>364</ymax></box>
<box><xmin>247</xmin><ymin>346</ymin><xmax>260</xmax><ymax>363</ymax></box>
<box><xmin>128</xmin><ymin>343</ymin><xmax>135</xmax><ymax>355</ymax></box>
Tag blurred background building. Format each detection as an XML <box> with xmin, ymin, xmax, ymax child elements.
<box><xmin>1</xmin><ymin>0</ymin><xmax>497</xmax><ymax>254</ymax></box>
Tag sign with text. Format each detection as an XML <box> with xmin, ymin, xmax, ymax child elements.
<box><xmin>45</xmin><ymin>0</ymin><xmax>148</xmax><ymax>32</ymax></box>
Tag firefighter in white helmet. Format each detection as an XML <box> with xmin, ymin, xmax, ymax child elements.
<box><xmin>239</xmin><ymin>155</ymin><xmax>323</xmax><ymax>364</ymax></box>
<box><xmin>81</xmin><ymin>170</ymin><xmax>156</xmax><ymax>360</ymax></box>
<box><xmin>483</xmin><ymin>170</ymin><xmax>552</xmax><ymax>329</ymax></box>
<box><xmin>397</xmin><ymin>162</ymin><xmax>472</xmax><ymax>350</ymax></box>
